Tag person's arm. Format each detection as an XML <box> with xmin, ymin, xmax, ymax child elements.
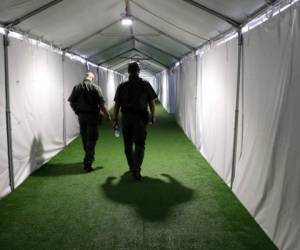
<box><xmin>149</xmin><ymin>99</ymin><xmax>156</xmax><ymax>124</ymax></box>
<box><xmin>146</xmin><ymin>82</ymin><xmax>158</xmax><ymax>124</ymax></box>
<box><xmin>95</xmin><ymin>85</ymin><xmax>111</xmax><ymax>121</ymax></box>
<box><xmin>100</xmin><ymin>103</ymin><xmax>111</xmax><ymax>121</ymax></box>
<box><xmin>68</xmin><ymin>86</ymin><xmax>79</xmax><ymax>115</ymax></box>
<box><xmin>113</xmin><ymin>102</ymin><xmax>121</xmax><ymax>128</ymax></box>
<box><xmin>112</xmin><ymin>85</ymin><xmax>122</xmax><ymax>127</ymax></box>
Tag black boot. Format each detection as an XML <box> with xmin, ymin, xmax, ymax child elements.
<box><xmin>84</xmin><ymin>164</ymin><xmax>94</xmax><ymax>172</ymax></box>
<box><xmin>132</xmin><ymin>171</ymin><xmax>142</xmax><ymax>181</ymax></box>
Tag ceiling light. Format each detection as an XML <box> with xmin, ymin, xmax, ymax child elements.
<box><xmin>121</xmin><ymin>17</ymin><xmax>133</xmax><ymax>26</ymax></box>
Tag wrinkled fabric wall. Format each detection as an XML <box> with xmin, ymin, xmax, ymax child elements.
<box><xmin>97</xmin><ymin>68</ymin><xmax>123</xmax><ymax>110</ymax></box>
<box><xmin>175</xmin><ymin>55</ymin><xmax>198</xmax><ymax>144</ymax></box>
<box><xmin>0</xmin><ymin>38</ymin><xmax>122</xmax><ymax>197</ymax></box>
<box><xmin>233</xmin><ymin>6</ymin><xmax>300</xmax><ymax>250</ymax></box>
<box><xmin>156</xmin><ymin>70</ymin><xmax>170</xmax><ymax>112</ymax></box>
<box><xmin>169</xmin><ymin>5</ymin><xmax>300</xmax><ymax>250</ymax></box>
<box><xmin>198</xmin><ymin>40</ymin><xmax>238</xmax><ymax>185</ymax></box>
<box><xmin>8</xmin><ymin>39</ymin><xmax>65</xmax><ymax>188</ymax></box>
<box><xmin>168</xmin><ymin>70</ymin><xmax>176</xmax><ymax>113</ymax></box>
<box><xmin>0</xmin><ymin>35</ymin><xmax>10</xmax><ymax>198</ymax></box>
<box><xmin>172</xmin><ymin>40</ymin><xmax>237</xmax><ymax>183</ymax></box>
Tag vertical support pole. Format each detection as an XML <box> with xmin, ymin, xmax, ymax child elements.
<box><xmin>3</xmin><ymin>32</ymin><xmax>15</xmax><ymax>191</ymax></box>
<box><xmin>62</xmin><ymin>52</ymin><xmax>67</xmax><ymax>146</ymax></box>
<box><xmin>85</xmin><ymin>61</ymin><xmax>89</xmax><ymax>71</ymax></box>
<box><xmin>231</xmin><ymin>30</ymin><xmax>243</xmax><ymax>189</ymax></box>
<box><xmin>97</xmin><ymin>67</ymin><xmax>100</xmax><ymax>86</ymax></box>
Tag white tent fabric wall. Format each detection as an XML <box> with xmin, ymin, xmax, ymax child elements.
<box><xmin>96</xmin><ymin>68</ymin><xmax>122</xmax><ymax>110</ymax></box>
<box><xmin>197</xmin><ymin>39</ymin><xmax>238</xmax><ymax>185</ymax></box>
<box><xmin>156</xmin><ymin>70</ymin><xmax>170</xmax><ymax>112</ymax></box>
<box><xmin>233</xmin><ymin>5</ymin><xmax>300</xmax><ymax>250</ymax></box>
<box><xmin>174</xmin><ymin>55</ymin><xmax>198</xmax><ymax>145</ymax></box>
<box><xmin>97</xmin><ymin>67</ymin><xmax>109</xmax><ymax>104</ymax></box>
<box><xmin>63</xmin><ymin>57</ymin><xmax>86</xmax><ymax>144</ymax></box>
<box><xmin>8</xmin><ymin>39</ymin><xmax>64</xmax><ymax>188</ymax></box>
<box><xmin>0</xmin><ymin>35</ymin><xmax>10</xmax><ymax>198</ymax></box>
<box><xmin>0</xmin><ymin>35</ymin><xmax>123</xmax><ymax>195</ymax></box>
<box><xmin>168</xmin><ymin>70</ymin><xmax>177</xmax><ymax>113</ymax></box>
<box><xmin>108</xmin><ymin>72</ymin><xmax>122</xmax><ymax>109</ymax></box>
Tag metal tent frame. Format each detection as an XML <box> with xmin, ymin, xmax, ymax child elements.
<box><xmin>1</xmin><ymin>0</ymin><xmax>283</xmax><ymax>191</ymax></box>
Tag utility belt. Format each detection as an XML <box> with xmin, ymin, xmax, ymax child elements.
<box><xmin>121</xmin><ymin>107</ymin><xmax>149</xmax><ymax>122</ymax></box>
<box><xmin>77</xmin><ymin>108</ymin><xmax>99</xmax><ymax>116</ymax></box>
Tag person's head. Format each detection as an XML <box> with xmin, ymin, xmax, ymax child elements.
<box><xmin>128</xmin><ymin>62</ymin><xmax>140</xmax><ymax>76</ymax></box>
<box><xmin>84</xmin><ymin>72</ymin><xmax>95</xmax><ymax>82</ymax></box>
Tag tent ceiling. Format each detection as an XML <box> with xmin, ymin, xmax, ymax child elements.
<box><xmin>190</xmin><ymin>0</ymin><xmax>271</xmax><ymax>23</ymax></box>
<box><xmin>0</xmin><ymin>0</ymin><xmax>53</xmax><ymax>24</ymax></box>
<box><xmin>0</xmin><ymin>0</ymin><xmax>273</xmax><ymax>71</ymax></box>
<box><xmin>102</xmin><ymin>49</ymin><xmax>165</xmax><ymax>74</ymax></box>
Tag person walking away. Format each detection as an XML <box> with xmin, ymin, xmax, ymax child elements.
<box><xmin>68</xmin><ymin>72</ymin><xmax>111</xmax><ymax>172</ymax></box>
<box><xmin>113</xmin><ymin>63</ymin><xmax>157</xmax><ymax>180</ymax></box>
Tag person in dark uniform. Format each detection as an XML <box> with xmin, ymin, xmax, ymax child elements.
<box><xmin>113</xmin><ymin>63</ymin><xmax>157</xmax><ymax>180</ymax></box>
<box><xmin>68</xmin><ymin>72</ymin><xmax>111</xmax><ymax>172</ymax></box>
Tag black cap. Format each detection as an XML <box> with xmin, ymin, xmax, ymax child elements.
<box><xmin>128</xmin><ymin>62</ymin><xmax>140</xmax><ymax>74</ymax></box>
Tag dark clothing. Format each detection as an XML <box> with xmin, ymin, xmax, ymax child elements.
<box><xmin>78</xmin><ymin>114</ymin><xmax>99</xmax><ymax>166</ymax></box>
<box><xmin>68</xmin><ymin>80</ymin><xmax>104</xmax><ymax>167</ymax></box>
<box><xmin>68</xmin><ymin>80</ymin><xmax>105</xmax><ymax>115</ymax></box>
<box><xmin>114</xmin><ymin>76</ymin><xmax>157</xmax><ymax>116</ymax></box>
<box><xmin>122</xmin><ymin>113</ymin><xmax>147</xmax><ymax>172</ymax></box>
<box><xmin>114</xmin><ymin>76</ymin><xmax>157</xmax><ymax>173</ymax></box>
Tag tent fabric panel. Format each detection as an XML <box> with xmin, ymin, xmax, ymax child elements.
<box><xmin>94</xmin><ymin>40</ymin><xmax>134</xmax><ymax>64</ymax></box>
<box><xmin>0</xmin><ymin>34</ymin><xmax>10</xmax><ymax>198</ymax></box>
<box><xmin>140</xmin><ymin>60</ymin><xmax>166</xmax><ymax>71</ymax></box>
<box><xmin>197</xmin><ymin>39</ymin><xmax>238</xmax><ymax>185</ymax></box>
<box><xmin>97</xmin><ymin>67</ymin><xmax>123</xmax><ymax>109</ymax></box>
<box><xmin>0</xmin><ymin>0</ymin><xmax>53</xmax><ymax>23</ymax></box>
<box><xmin>174</xmin><ymin>55</ymin><xmax>198</xmax><ymax>145</ymax></box>
<box><xmin>133</xmin><ymin>21</ymin><xmax>192</xmax><ymax>56</ymax></box>
<box><xmin>167</xmin><ymin>70</ymin><xmax>177</xmax><ymax>113</ymax></box>
<box><xmin>8</xmin><ymin>39</ymin><xmax>64</xmax><ymax>188</ymax></box>
<box><xmin>72</xmin><ymin>36</ymin><xmax>129</xmax><ymax>60</ymax></box>
<box><xmin>71</xmin><ymin>23</ymin><xmax>133</xmax><ymax>57</ymax></box>
<box><xmin>140</xmin><ymin>64</ymin><xmax>162</xmax><ymax>74</ymax></box>
<box><xmin>191</xmin><ymin>0</ymin><xmax>266</xmax><ymax>22</ymax></box>
<box><xmin>135</xmin><ymin>41</ymin><xmax>177</xmax><ymax>66</ymax></box>
<box><xmin>156</xmin><ymin>70</ymin><xmax>170</xmax><ymax>112</ymax></box>
<box><xmin>89</xmin><ymin>63</ymin><xmax>123</xmax><ymax>109</ymax></box>
<box><xmin>104</xmin><ymin>50</ymin><xmax>139</xmax><ymax>68</ymax></box>
<box><xmin>132</xmin><ymin>21</ymin><xmax>193</xmax><ymax>55</ymax></box>
<box><xmin>233</xmin><ymin>6</ymin><xmax>300</xmax><ymax>250</ymax></box>
<box><xmin>63</xmin><ymin>57</ymin><xmax>86</xmax><ymax>144</ymax></box>
<box><xmin>131</xmin><ymin>0</ymin><xmax>230</xmax><ymax>44</ymax></box>
<box><xmin>17</xmin><ymin>0</ymin><xmax>124</xmax><ymax>48</ymax></box>
<box><xmin>106</xmin><ymin>72</ymin><xmax>123</xmax><ymax>109</ymax></box>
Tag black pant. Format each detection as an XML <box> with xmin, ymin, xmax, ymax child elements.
<box><xmin>122</xmin><ymin>113</ymin><xmax>147</xmax><ymax>173</ymax></box>
<box><xmin>78</xmin><ymin>114</ymin><xmax>99</xmax><ymax>167</ymax></box>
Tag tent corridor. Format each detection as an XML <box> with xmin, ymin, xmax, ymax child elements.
<box><xmin>0</xmin><ymin>105</ymin><xmax>277</xmax><ymax>250</ymax></box>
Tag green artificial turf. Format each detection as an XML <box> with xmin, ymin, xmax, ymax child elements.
<box><xmin>0</xmin><ymin>105</ymin><xmax>278</xmax><ymax>250</ymax></box>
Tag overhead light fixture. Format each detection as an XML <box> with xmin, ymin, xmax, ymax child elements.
<box><xmin>121</xmin><ymin>0</ymin><xmax>133</xmax><ymax>26</ymax></box>
<box><xmin>121</xmin><ymin>16</ymin><xmax>133</xmax><ymax>26</ymax></box>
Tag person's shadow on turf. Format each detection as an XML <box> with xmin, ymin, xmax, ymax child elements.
<box><xmin>34</xmin><ymin>163</ymin><xmax>104</xmax><ymax>176</ymax></box>
<box><xmin>101</xmin><ymin>172</ymin><xmax>194</xmax><ymax>221</ymax></box>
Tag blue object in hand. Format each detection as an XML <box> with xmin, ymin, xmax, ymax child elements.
<box><xmin>114</xmin><ymin>125</ymin><xmax>120</xmax><ymax>138</ymax></box>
